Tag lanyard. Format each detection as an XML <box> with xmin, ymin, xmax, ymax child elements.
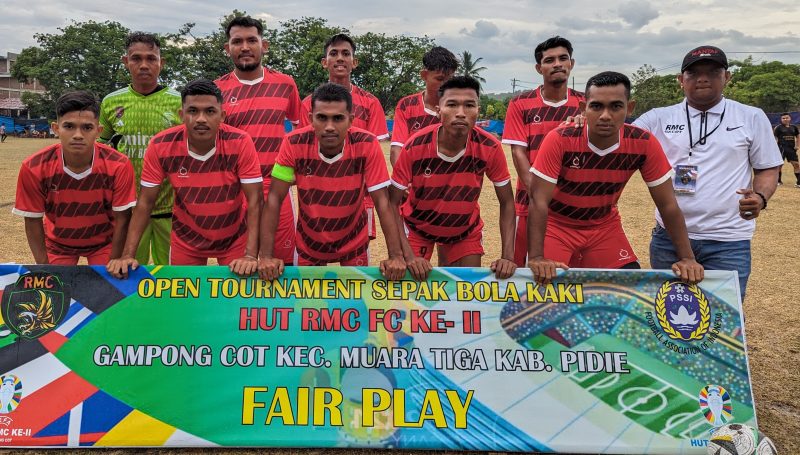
<box><xmin>685</xmin><ymin>100</ymin><xmax>726</xmax><ymax>163</ymax></box>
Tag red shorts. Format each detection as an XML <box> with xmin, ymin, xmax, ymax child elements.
<box><xmin>48</xmin><ymin>243</ymin><xmax>112</xmax><ymax>265</ymax></box>
<box><xmin>170</xmin><ymin>233</ymin><xmax>248</xmax><ymax>266</ymax></box>
<box><xmin>296</xmin><ymin>246</ymin><xmax>370</xmax><ymax>266</ymax></box>
<box><xmin>273</xmin><ymin>192</ymin><xmax>297</xmax><ymax>265</ymax></box>
<box><xmin>513</xmin><ymin>215</ymin><xmax>528</xmax><ymax>266</ymax></box>
<box><xmin>544</xmin><ymin>219</ymin><xmax>638</xmax><ymax>269</ymax></box>
<box><xmin>365</xmin><ymin>196</ymin><xmax>376</xmax><ymax>240</ymax></box>
<box><xmin>406</xmin><ymin>227</ymin><xmax>484</xmax><ymax>265</ymax></box>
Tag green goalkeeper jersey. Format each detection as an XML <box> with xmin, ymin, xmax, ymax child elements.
<box><xmin>99</xmin><ymin>85</ymin><xmax>181</xmax><ymax>215</ymax></box>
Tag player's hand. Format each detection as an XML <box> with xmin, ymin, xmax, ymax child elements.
<box><xmin>257</xmin><ymin>257</ymin><xmax>284</xmax><ymax>281</ymax></box>
<box><xmin>562</xmin><ymin>114</ymin><xmax>586</xmax><ymax>127</ymax></box>
<box><xmin>527</xmin><ymin>256</ymin><xmax>568</xmax><ymax>285</ymax></box>
<box><xmin>405</xmin><ymin>256</ymin><xmax>432</xmax><ymax>281</ymax></box>
<box><xmin>490</xmin><ymin>258</ymin><xmax>517</xmax><ymax>279</ymax></box>
<box><xmin>380</xmin><ymin>256</ymin><xmax>407</xmax><ymax>281</ymax></box>
<box><xmin>106</xmin><ymin>255</ymin><xmax>139</xmax><ymax>279</ymax></box>
<box><xmin>736</xmin><ymin>189</ymin><xmax>763</xmax><ymax>220</ymax></box>
<box><xmin>229</xmin><ymin>256</ymin><xmax>258</xmax><ymax>276</ymax></box>
<box><xmin>671</xmin><ymin>258</ymin><xmax>704</xmax><ymax>284</ymax></box>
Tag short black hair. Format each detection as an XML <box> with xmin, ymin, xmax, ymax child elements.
<box><xmin>422</xmin><ymin>46</ymin><xmax>459</xmax><ymax>72</ymax></box>
<box><xmin>781</xmin><ymin>112</ymin><xmax>791</xmax><ymax>117</ymax></box>
<box><xmin>180</xmin><ymin>79</ymin><xmax>223</xmax><ymax>104</ymax></box>
<box><xmin>324</xmin><ymin>33</ymin><xmax>356</xmax><ymax>55</ymax></box>
<box><xmin>225</xmin><ymin>16</ymin><xmax>264</xmax><ymax>38</ymax></box>
<box><xmin>55</xmin><ymin>91</ymin><xmax>99</xmax><ymax>119</ymax></box>
<box><xmin>311</xmin><ymin>83</ymin><xmax>353</xmax><ymax>112</ymax></box>
<box><xmin>438</xmin><ymin>75</ymin><xmax>481</xmax><ymax>98</ymax></box>
<box><xmin>585</xmin><ymin>71</ymin><xmax>631</xmax><ymax>99</ymax></box>
<box><xmin>125</xmin><ymin>31</ymin><xmax>160</xmax><ymax>51</ymax></box>
<box><xmin>534</xmin><ymin>36</ymin><xmax>573</xmax><ymax>64</ymax></box>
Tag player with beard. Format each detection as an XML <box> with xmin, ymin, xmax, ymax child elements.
<box><xmin>302</xmin><ymin>34</ymin><xmax>389</xmax><ymax>241</ymax></box>
<box><xmin>215</xmin><ymin>16</ymin><xmax>304</xmax><ymax>265</ymax></box>
<box><xmin>502</xmin><ymin>36</ymin><xmax>585</xmax><ymax>267</ymax></box>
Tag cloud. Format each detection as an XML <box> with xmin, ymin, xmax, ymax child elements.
<box><xmin>618</xmin><ymin>1</ymin><xmax>659</xmax><ymax>29</ymax></box>
<box><xmin>460</xmin><ymin>20</ymin><xmax>500</xmax><ymax>39</ymax></box>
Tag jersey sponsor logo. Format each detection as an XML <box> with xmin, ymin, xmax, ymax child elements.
<box><xmin>726</xmin><ymin>125</ymin><xmax>743</xmax><ymax>131</ymax></box>
<box><xmin>0</xmin><ymin>272</ymin><xmax>70</xmax><ymax>340</ymax></box>
<box><xmin>665</xmin><ymin>124</ymin><xmax>685</xmax><ymax>133</ymax></box>
<box><xmin>229</xmin><ymin>96</ymin><xmax>238</xmax><ymax>106</ymax></box>
<box><xmin>114</xmin><ymin>106</ymin><xmax>125</xmax><ymax>118</ymax></box>
<box><xmin>570</xmin><ymin>156</ymin><xmax>581</xmax><ymax>169</ymax></box>
<box><xmin>178</xmin><ymin>166</ymin><xmax>189</xmax><ymax>178</ymax></box>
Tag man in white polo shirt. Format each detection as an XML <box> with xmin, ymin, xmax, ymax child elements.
<box><xmin>634</xmin><ymin>45</ymin><xmax>782</xmax><ymax>300</ymax></box>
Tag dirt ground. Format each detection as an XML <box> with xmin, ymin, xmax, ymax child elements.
<box><xmin>0</xmin><ymin>136</ymin><xmax>797</xmax><ymax>454</ymax></box>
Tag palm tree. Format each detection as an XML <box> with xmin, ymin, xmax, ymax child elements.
<box><xmin>459</xmin><ymin>51</ymin><xmax>487</xmax><ymax>85</ymax></box>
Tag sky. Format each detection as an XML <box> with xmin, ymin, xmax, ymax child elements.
<box><xmin>2</xmin><ymin>0</ymin><xmax>799</xmax><ymax>93</ymax></box>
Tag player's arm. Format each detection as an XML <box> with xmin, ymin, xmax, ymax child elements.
<box><xmin>491</xmin><ymin>182</ymin><xmax>517</xmax><ymax>279</ymax></box>
<box><xmin>107</xmin><ymin>186</ymin><xmax>159</xmax><ymax>279</ymax></box>
<box><xmin>371</xmin><ymin>188</ymin><xmax>406</xmax><ymax>281</ymax></box>
<box><xmin>258</xmin><ymin>177</ymin><xmax>290</xmax><ymax>281</ymax></box>
<box><xmin>389</xmin><ymin>145</ymin><xmax>403</xmax><ymax>167</ymax></box>
<box><xmin>510</xmin><ymin>144</ymin><xmax>532</xmax><ymax>196</ymax></box>
<box><xmin>648</xmin><ymin>181</ymin><xmax>704</xmax><ymax>283</ymax></box>
<box><xmin>229</xmin><ymin>182</ymin><xmax>263</xmax><ymax>277</ymax></box>
<box><xmin>109</xmin><ymin>209</ymin><xmax>132</xmax><ymax>260</ymax></box>
<box><xmin>23</xmin><ymin>218</ymin><xmax>48</xmax><ymax>264</ymax></box>
<box><xmin>388</xmin><ymin>185</ymin><xmax>431</xmax><ymax>281</ymax></box>
<box><xmin>526</xmin><ymin>174</ymin><xmax>566</xmax><ymax>284</ymax></box>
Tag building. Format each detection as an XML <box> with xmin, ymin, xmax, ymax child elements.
<box><xmin>0</xmin><ymin>52</ymin><xmax>46</xmax><ymax>118</ymax></box>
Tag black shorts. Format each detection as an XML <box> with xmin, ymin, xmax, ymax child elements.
<box><xmin>780</xmin><ymin>146</ymin><xmax>798</xmax><ymax>162</ymax></box>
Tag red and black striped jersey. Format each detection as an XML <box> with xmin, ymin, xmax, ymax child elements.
<box><xmin>503</xmin><ymin>87</ymin><xmax>584</xmax><ymax>216</ymax></box>
<box><xmin>302</xmin><ymin>84</ymin><xmax>389</xmax><ymax>141</ymax></box>
<box><xmin>391</xmin><ymin>124</ymin><xmax>511</xmax><ymax>244</ymax></box>
<box><xmin>274</xmin><ymin>126</ymin><xmax>390</xmax><ymax>263</ymax></box>
<box><xmin>391</xmin><ymin>92</ymin><xmax>439</xmax><ymax>147</ymax></box>
<box><xmin>215</xmin><ymin>67</ymin><xmax>304</xmax><ymax>182</ymax></box>
<box><xmin>532</xmin><ymin>124</ymin><xmax>673</xmax><ymax>228</ymax></box>
<box><xmin>13</xmin><ymin>143</ymin><xmax>136</xmax><ymax>256</ymax></box>
<box><xmin>141</xmin><ymin>124</ymin><xmax>263</xmax><ymax>255</ymax></box>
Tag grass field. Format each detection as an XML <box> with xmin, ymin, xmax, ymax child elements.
<box><xmin>1</xmin><ymin>135</ymin><xmax>798</xmax><ymax>454</ymax></box>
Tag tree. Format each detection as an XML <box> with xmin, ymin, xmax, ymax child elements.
<box><xmin>11</xmin><ymin>20</ymin><xmax>130</xmax><ymax>117</ymax></box>
<box><xmin>458</xmin><ymin>51</ymin><xmax>487</xmax><ymax>85</ymax></box>
<box><xmin>725</xmin><ymin>58</ymin><xmax>800</xmax><ymax>112</ymax></box>
<box><xmin>353</xmin><ymin>32</ymin><xmax>433</xmax><ymax>110</ymax></box>
<box><xmin>630</xmin><ymin>64</ymin><xmax>683</xmax><ymax>117</ymax></box>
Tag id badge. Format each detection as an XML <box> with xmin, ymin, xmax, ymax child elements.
<box><xmin>674</xmin><ymin>165</ymin><xmax>698</xmax><ymax>194</ymax></box>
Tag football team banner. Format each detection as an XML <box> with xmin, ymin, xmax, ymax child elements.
<box><xmin>0</xmin><ymin>265</ymin><xmax>755</xmax><ymax>453</ymax></box>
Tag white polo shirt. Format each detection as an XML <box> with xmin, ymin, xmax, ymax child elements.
<box><xmin>634</xmin><ymin>98</ymin><xmax>782</xmax><ymax>241</ymax></box>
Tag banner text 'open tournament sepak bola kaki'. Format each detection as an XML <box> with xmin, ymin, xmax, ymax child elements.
<box><xmin>0</xmin><ymin>265</ymin><xmax>755</xmax><ymax>453</ymax></box>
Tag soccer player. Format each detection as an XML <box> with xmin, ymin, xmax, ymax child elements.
<box><xmin>215</xmin><ymin>16</ymin><xmax>304</xmax><ymax>265</ymax></box>
<box><xmin>99</xmin><ymin>32</ymin><xmax>181</xmax><ymax>266</ymax></box>
<box><xmin>389</xmin><ymin>46</ymin><xmax>459</xmax><ymax>166</ymax></box>
<box><xmin>107</xmin><ymin>80</ymin><xmax>263</xmax><ymax>278</ymax></box>
<box><xmin>389</xmin><ymin>76</ymin><xmax>516</xmax><ymax>281</ymax></box>
<box><xmin>502</xmin><ymin>36</ymin><xmax>585</xmax><ymax>267</ymax></box>
<box><xmin>302</xmin><ymin>33</ymin><xmax>389</xmax><ymax>240</ymax></box>
<box><xmin>13</xmin><ymin>91</ymin><xmax>136</xmax><ymax>265</ymax></box>
<box><xmin>258</xmin><ymin>83</ymin><xmax>406</xmax><ymax>281</ymax></box>
<box><xmin>773</xmin><ymin>113</ymin><xmax>799</xmax><ymax>186</ymax></box>
<box><xmin>527</xmin><ymin>72</ymin><xmax>704</xmax><ymax>285</ymax></box>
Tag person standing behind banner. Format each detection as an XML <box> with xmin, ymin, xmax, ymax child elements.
<box><xmin>302</xmin><ymin>34</ymin><xmax>390</xmax><ymax>241</ymax></box>
<box><xmin>527</xmin><ymin>72</ymin><xmax>703</xmax><ymax>285</ymax></box>
<box><xmin>773</xmin><ymin>113</ymin><xmax>799</xmax><ymax>186</ymax></box>
<box><xmin>389</xmin><ymin>76</ymin><xmax>516</xmax><ymax>281</ymax></box>
<box><xmin>389</xmin><ymin>46</ymin><xmax>459</xmax><ymax>166</ymax></box>
<box><xmin>107</xmin><ymin>80</ymin><xmax>263</xmax><ymax>277</ymax></box>
<box><xmin>258</xmin><ymin>83</ymin><xmax>406</xmax><ymax>281</ymax></box>
<box><xmin>99</xmin><ymin>32</ymin><xmax>181</xmax><ymax>266</ymax></box>
<box><xmin>13</xmin><ymin>91</ymin><xmax>136</xmax><ymax>265</ymax></box>
<box><xmin>634</xmin><ymin>45</ymin><xmax>781</xmax><ymax>300</ymax></box>
<box><xmin>502</xmin><ymin>36</ymin><xmax>585</xmax><ymax>267</ymax></box>
<box><xmin>215</xmin><ymin>16</ymin><xmax>304</xmax><ymax>266</ymax></box>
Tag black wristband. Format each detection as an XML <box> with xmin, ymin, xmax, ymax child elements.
<box><xmin>754</xmin><ymin>191</ymin><xmax>767</xmax><ymax>210</ymax></box>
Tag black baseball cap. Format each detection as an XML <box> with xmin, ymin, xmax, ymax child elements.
<box><xmin>681</xmin><ymin>46</ymin><xmax>728</xmax><ymax>72</ymax></box>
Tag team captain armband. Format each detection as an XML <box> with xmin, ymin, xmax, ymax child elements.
<box><xmin>271</xmin><ymin>164</ymin><xmax>295</xmax><ymax>183</ymax></box>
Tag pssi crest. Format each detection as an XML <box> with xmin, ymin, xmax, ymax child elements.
<box><xmin>654</xmin><ymin>280</ymin><xmax>710</xmax><ymax>341</ymax></box>
<box><xmin>0</xmin><ymin>272</ymin><xmax>70</xmax><ymax>339</ymax></box>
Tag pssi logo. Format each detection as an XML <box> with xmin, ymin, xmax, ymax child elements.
<box><xmin>0</xmin><ymin>272</ymin><xmax>70</xmax><ymax>339</ymax></box>
<box><xmin>665</xmin><ymin>124</ymin><xmax>685</xmax><ymax>133</ymax></box>
<box><xmin>654</xmin><ymin>280</ymin><xmax>709</xmax><ymax>341</ymax></box>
